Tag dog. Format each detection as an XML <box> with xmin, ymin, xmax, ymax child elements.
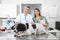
<box><xmin>14</xmin><ymin>23</ymin><xmax>48</xmax><ymax>37</ymax></box>
<box><xmin>14</xmin><ymin>23</ymin><xmax>36</xmax><ymax>37</ymax></box>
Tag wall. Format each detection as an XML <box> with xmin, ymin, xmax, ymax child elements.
<box><xmin>21</xmin><ymin>4</ymin><xmax>41</xmax><ymax>17</ymax></box>
<box><xmin>0</xmin><ymin>0</ymin><xmax>60</xmax><ymax>28</ymax></box>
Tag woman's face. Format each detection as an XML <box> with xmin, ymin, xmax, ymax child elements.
<box><xmin>34</xmin><ymin>10</ymin><xmax>40</xmax><ymax>16</ymax></box>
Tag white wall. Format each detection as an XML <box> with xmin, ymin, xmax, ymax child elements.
<box><xmin>1</xmin><ymin>0</ymin><xmax>60</xmax><ymax>28</ymax></box>
<box><xmin>21</xmin><ymin>4</ymin><xmax>41</xmax><ymax>17</ymax></box>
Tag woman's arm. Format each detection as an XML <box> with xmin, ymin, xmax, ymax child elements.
<box><xmin>42</xmin><ymin>17</ymin><xmax>49</xmax><ymax>27</ymax></box>
<box><xmin>42</xmin><ymin>24</ymin><xmax>48</xmax><ymax>27</ymax></box>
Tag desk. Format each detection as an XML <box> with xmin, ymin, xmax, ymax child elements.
<box><xmin>0</xmin><ymin>30</ymin><xmax>59</xmax><ymax>40</ymax></box>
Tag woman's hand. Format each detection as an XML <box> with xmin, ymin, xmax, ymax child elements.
<box><xmin>42</xmin><ymin>24</ymin><xmax>48</xmax><ymax>27</ymax></box>
<box><xmin>31</xmin><ymin>22</ymin><xmax>35</xmax><ymax>25</ymax></box>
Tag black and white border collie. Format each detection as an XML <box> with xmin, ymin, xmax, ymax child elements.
<box><xmin>14</xmin><ymin>23</ymin><xmax>36</xmax><ymax>37</ymax></box>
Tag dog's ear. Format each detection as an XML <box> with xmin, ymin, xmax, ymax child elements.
<box><xmin>32</xmin><ymin>24</ymin><xmax>36</xmax><ymax>29</ymax></box>
<box><xmin>11</xmin><ymin>25</ymin><xmax>15</xmax><ymax>30</ymax></box>
<box><xmin>26</xmin><ymin>23</ymin><xmax>29</xmax><ymax>29</ymax></box>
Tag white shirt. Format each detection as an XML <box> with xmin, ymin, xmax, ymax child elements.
<box><xmin>15</xmin><ymin>13</ymin><xmax>33</xmax><ymax>24</ymax></box>
<box><xmin>39</xmin><ymin>19</ymin><xmax>45</xmax><ymax>24</ymax></box>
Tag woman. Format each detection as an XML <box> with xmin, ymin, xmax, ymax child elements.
<box><xmin>33</xmin><ymin>8</ymin><xmax>49</xmax><ymax>34</ymax></box>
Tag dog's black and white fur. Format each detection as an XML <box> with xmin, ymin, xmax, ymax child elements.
<box><xmin>12</xmin><ymin>23</ymin><xmax>48</xmax><ymax>37</ymax></box>
<box><xmin>13</xmin><ymin>23</ymin><xmax>36</xmax><ymax>37</ymax></box>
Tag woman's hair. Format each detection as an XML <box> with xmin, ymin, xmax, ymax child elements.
<box><xmin>34</xmin><ymin>8</ymin><xmax>41</xmax><ymax>17</ymax></box>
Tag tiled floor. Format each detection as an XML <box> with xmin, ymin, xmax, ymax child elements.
<box><xmin>0</xmin><ymin>30</ymin><xmax>60</xmax><ymax>40</ymax></box>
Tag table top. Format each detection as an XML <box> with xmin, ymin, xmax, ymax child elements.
<box><xmin>0</xmin><ymin>30</ymin><xmax>59</xmax><ymax>40</ymax></box>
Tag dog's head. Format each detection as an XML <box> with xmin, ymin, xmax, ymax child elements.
<box><xmin>16</xmin><ymin>23</ymin><xmax>29</xmax><ymax>32</ymax></box>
